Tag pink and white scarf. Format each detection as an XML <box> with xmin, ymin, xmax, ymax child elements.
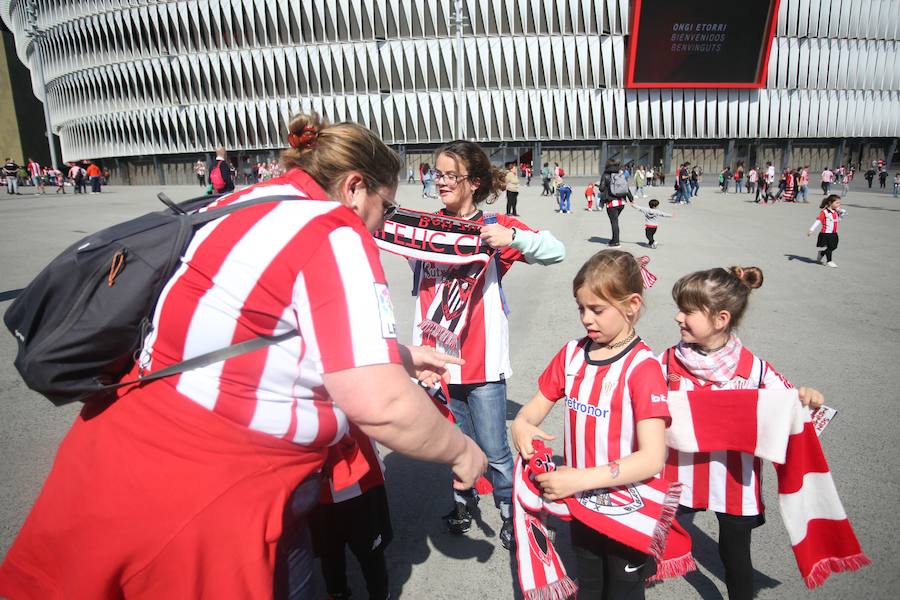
<box><xmin>665</xmin><ymin>389</ymin><xmax>871</xmax><ymax>588</ymax></box>
<box><xmin>673</xmin><ymin>335</ymin><xmax>743</xmax><ymax>385</ymax></box>
<box><xmin>375</xmin><ymin>208</ymin><xmax>495</xmax><ymax>355</ymax></box>
<box><xmin>514</xmin><ymin>441</ymin><xmax>682</xmax><ymax>599</ymax></box>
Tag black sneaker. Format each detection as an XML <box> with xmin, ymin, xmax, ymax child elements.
<box><xmin>443</xmin><ymin>501</ymin><xmax>472</xmax><ymax>534</ymax></box>
<box><xmin>499</xmin><ymin>517</ymin><xmax>515</xmax><ymax>550</ymax></box>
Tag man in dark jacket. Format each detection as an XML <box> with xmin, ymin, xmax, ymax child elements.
<box><xmin>4</xmin><ymin>158</ymin><xmax>21</xmax><ymax>194</ymax></box>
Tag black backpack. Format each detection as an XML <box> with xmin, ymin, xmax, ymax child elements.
<box><xmin>4</xmin><ymin>193</ymin><xmax>300</xmax><ymax>406</ymax></box>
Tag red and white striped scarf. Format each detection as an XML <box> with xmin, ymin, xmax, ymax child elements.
<box><xmin>665</xmin><ymin>389</ymin><xmax>871</xmax><ymax>588</ymax></box>
<box><xmin>514</xmin><ymin>441</ymin><xmax>682</xmax><ymax>599</ymax></box>
<box><xmin>375</xmin><ymin>208</ymin><xmax>495</xmax><ymax>355</ymax></box>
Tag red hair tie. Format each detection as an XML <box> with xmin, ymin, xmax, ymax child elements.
<box><xmin>288</xmin><ymin>125</ymin><xmax>319</xmax><ymax>149</ymax></box>
<box><xmin>637</xmin><ymin>256</ymin><xmax>656</xmax><ymax>289</ymax></box>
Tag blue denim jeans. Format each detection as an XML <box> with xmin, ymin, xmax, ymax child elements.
<box><xmin>558</xmin><ymin>188</ymin><xmax>572</xmax><ymax>213</ymax></box>
<box><xmin>448</xmin><ymin>381</ymin><xmax>514</xmax><ymax>518</ymax></box>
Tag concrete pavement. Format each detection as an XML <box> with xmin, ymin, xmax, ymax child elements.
<box><xmin>1</xmin><ymin>179</ymin><xmax>897</xmax><ymax>599</ymax></box>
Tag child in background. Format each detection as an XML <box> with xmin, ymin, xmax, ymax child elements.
<box><xmin>630</xmin><ymin>198</ymin><xmax>673</xmax><ymax>249</ymax></box>
<box><xmin>557</xmin><ymin>178</ymin><xmax>572</xmax><ymax>214</ymax></box>
<box><xmin>309</xmin><ymin>425</ymin><xmax>393</xmax><ymax>600</ymax></box>
<box><xmin>511</xmin><ymin>250</ymin><xmax>670</xmax><ymax>598</ymax></box>
<box><xmin>584</xmin><ymin>182</ymin><xmax>595</xmax><ymax>211</ymax></box>
<box><xmin>807</xmin><ymin>194</ymin><xmax>847</xmax><ymax>268</ymax></box>
<box><xmin>659</xmin><ymin>266</ymin><xmax>823</xmax><ymax>600</ymax></box>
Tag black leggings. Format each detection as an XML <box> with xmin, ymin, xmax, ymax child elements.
<box><xmin>817</xmin><ymin>232</ymin><xmax>839</xmax><ymax>262</ymax></box>
<box><xmin>607</xmin><ymin>204</ymin><xmax>625</xmax><ymax>244</ymax></box>
<box><xmin>645</xmin><ymin>226</ymin><xmax>656</xmax><ymax>244</ymax></box>
<box><xmin>506</xmin><ymin>191</ymin><xmax>518</xmax><ymax>215</ymax></box>
<box><xmin>571</xmin><ymin>520</ymin><xmax>653</xmax><ymax>599</ymax></box>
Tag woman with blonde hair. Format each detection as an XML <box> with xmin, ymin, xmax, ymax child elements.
<box><xmin>0</xmin><ymin>115</ymin><xmax>486</xmax><ymax>600</ymax></box>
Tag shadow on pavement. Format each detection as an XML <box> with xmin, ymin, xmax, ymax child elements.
<box><xmin>675</xmin><ymin>511</ymin><xmax>781</xmax><ymax>599</ymax></box>
<box><xmin>784</xmin><ymin>254</ymin><xmax>821</xmax><ymax>264</ymax></box>
<box><xmin>588</xmin><ymin>236</ymin><xmax>612</xmax><ymax>244</ymax></box>
<box><xmin>841</xmin><ymin>202</ymin><xmax>900</xmax><ymax>213</ymax></box>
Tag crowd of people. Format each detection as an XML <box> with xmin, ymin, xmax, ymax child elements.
<box><xmin>2</xmin><ymin>158</ymin><xmax>106</xmax><ymax>195</ymax></box>
<box><xmin>0</xmin><ymin>114</ymin><xmax>880</xmax><ymax>600</ymax></box>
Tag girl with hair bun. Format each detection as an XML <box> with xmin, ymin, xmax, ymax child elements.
<box><xmin>659</xmin><ymin>266</ymin><xmax>824</xmax><ymax>600</ymax></box>
<box><xmin>414</xmin><ymin>140</ymin><xmax>566</xmax><ymax>549</ymax></box>
<box><xmin>807</xmin><ymin>194</ymin><xmax>847</xmax><ymax>268</ymax></box>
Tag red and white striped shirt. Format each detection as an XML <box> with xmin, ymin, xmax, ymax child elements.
<box><xmin>27</xmin><ymin>161</ymin><xmax>40</xmax><ymax>177</ymax></box>
<box><xmin>660</xmin><ymin>346</ymin><xmax>793</xmax><ymax>516</ymax></box>
<box><xmin>538</xmin><ymin>338</ymin><xmax>670</xmax><ymax>469</ymax></box>
<box><xmin>412</xmin><ymin>210</ymin><xmax>532</xmax><ymax>384</ymax></box>
<box><xmin>605</xmin><ymin>197</ymin><xmax>628</xmax><ymax>209</ymax></box>
<box><xmin>138</xmin><ymin>169</ymin><xmax>401</xmax><ymax>447</ymax></box>
<box><xmin>320</xmin><ymin>424</ymin><xmax>386</xmax><ymax>504</ymax></box>
<box><xmin>812</xmin><ymin>208</ymin><xmax>846</xmax><ymax>234</ymax></box>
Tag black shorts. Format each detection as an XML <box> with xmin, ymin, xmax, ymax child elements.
<box><xmin>309</xmin><ymin>485</ymin><xmax>393</xmax><ymax>557</ymax></box>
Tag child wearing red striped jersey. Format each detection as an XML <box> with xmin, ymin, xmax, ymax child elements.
<box><xmin>512</xmin><ymin>250</ymin><xmax>670</xmax><ymax>599</ymax></box>
<box><xmin>661</xmin><ymin>266</ymin><xmax>824</xmax><ymax>600</ymax></box>
<box><xmin>807</xmin><ymin>194</ymin><xmax>847</xmax><ymax>268</ymax></box>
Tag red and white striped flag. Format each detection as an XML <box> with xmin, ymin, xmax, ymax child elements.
<box><xmin>514</xmin><ymin>441</ymin><xmax>682</xmax><ymax>599</ymax></box>
<box><xmin>665</xmin><ymin>389</ymin><xmax>871</xmax><ymax>588</ymax></box>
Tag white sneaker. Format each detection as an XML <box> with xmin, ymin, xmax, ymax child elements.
<box><xmin>826</xmin><ymin>261</ymin><xmax>838</xmax><ymax>268</ymax></box>
<box><xmin>651</xmin><ymin>242</ymin><xmax>658</xmax><ymax>249</ymax></box>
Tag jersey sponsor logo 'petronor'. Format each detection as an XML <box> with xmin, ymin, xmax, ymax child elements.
<box><xmin>578</xmin><ymin>484</ymin><xmax>645</xmax><ymax>516</ymax></box>
<box><xmin>565</xmin><ymin>396</ymin><xmax>609</xmax><ymax>418</ymax></box>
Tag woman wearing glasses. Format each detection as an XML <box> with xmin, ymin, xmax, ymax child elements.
<box><xmin>0</xmin><ymin>115</ymin><xmax>486</xmax><ymax>600</ymax></box>
<box><xmin>415</xmin><ymin>141</ymin><xmax>566</xmax><ymax>549</ymax></box>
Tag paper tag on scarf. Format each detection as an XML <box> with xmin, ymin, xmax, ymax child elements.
<box><xmin>810</xmin><ymin>405</ymin><xmax>837</xmax><ymax>436</ymax></box>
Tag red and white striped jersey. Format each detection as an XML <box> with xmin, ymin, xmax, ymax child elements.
<box><xmin>27</xmin><ymin>161</ymin><xmax>40</xmax><ymax>177</ymax></box>
<box><xmin>538</xmin><ymin>338</ymin><xmax>670</xmax><ymax>470</ymax></box>
<box><xmin>605</xmin><ymin>197</ymin><xmax>628</xmax><ymax>209</ymax></box>
<box><xmin>815</xmin><ymin>208</ymin><xmax>846</xmax><ymax>234</ymax></box>
<box><xmin>660</xmin><ymin>346</ymin><xmax>793</xmax><ymax>516</ymax></box>
<box><xmin>137</xmin><ymin>168</ymin><xmax>401</xmax><ymax>447</ymax></box>
<box><xmin>412</xmin><ymin>210</ymin><xmax>532</xmax><ymax>384</ymax></box>
<box><xmin>320</xmin><ymin>424</ymin><xmax>386</xmax><ymax>504</ymax></box>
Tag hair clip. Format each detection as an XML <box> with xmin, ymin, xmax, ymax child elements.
<box><xmin>288</xmin><ymin>125</ymin><xmax>319</xmax><ymax>149</ymax></box>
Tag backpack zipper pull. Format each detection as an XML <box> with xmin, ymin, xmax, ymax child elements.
<box><xmin>108</xmin><ymin>249</ymin><xmax>127</xmax><ymax>286</ymax></box>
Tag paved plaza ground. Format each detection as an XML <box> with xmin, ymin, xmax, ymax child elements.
<box><xmin>1</xmin><ymin>177</ymin><xmax>898</xmax><ymax>599</ymax></box>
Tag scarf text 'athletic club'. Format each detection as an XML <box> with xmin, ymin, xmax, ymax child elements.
<box><xmin>513</xmin><ymin>441</ymin><xmax>682</xmax><ymax>600</ymax></box>
<box><xmin>375</xmin><ymin>208</ymin><xmax>496</xmax><ymax>355</ymax></box>
<box><xmin>665</xmin><ymin>389</ymin><xmax>871</xmax><ymax>588</ymax></box>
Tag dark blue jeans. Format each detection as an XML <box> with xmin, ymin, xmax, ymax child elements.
<box><xmin>449</xmin><ymin>381</ymin><xmax>514</xmax><ymax>518</ymax></box>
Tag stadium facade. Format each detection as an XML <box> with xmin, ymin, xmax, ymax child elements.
<box><xmin>1</xmin><ymin>0</ymin><xmax>898</xmax><ymax>184</ymax></box>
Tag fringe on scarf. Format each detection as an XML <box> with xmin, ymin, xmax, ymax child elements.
<box><xmin>418</xmin><ymin>319</ymin><xmax>460</xmax><ymax>357</ymax></box>
<box><xmin>524</xmin><ymin>576</ymin><xmax>578</xmax><ymax>600</ymax></box>
<box><xmin>803</xmin><ymin>553</ymin><xmax>872</xmax><ymax>589</ymax></box>
<box><xmin>646</xmin><ymin>482</ymin><xmax>682</xmax><ymax>561</ymax></box>
<box><xmin>647</xmin><ymin>552</ymin><xmax>698</xmax><ymax>584</ymax></box>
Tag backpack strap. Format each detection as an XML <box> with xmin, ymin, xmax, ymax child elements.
<box><xmin>482</xmin><ymin>212</ymin><xmax>510</xmax><ymax>315</ymax></box>
<box><xmin>110</xmin><ymin>331</ymin><xmax>298</xmax><ymax>391</ymax></box>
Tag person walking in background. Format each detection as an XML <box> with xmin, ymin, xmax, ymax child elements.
<box><xmin>584</xmin><ymin>181</ymin><xmax>595</xmax><ymax>211</ymax></box>
<box><xmin>677</xmin><ymin>162</ymin><xmax>691</xmax><ymax>204</ymax></box>
<box><xmin>808</xmin><ymin>194</ymin><xmax>847</xmax><ymax>268</ymax></box>
<box><xmin>635</xmin><ymin>165</ymin><xmax>647</xmax><ymax>198</ymax></box>
<box><xmin>86</xmin><ymin>162</ymin><xmax>102</xmax><ymax>194</ymax></box>
<box><xmin>524</xmin><ymin>163</ymin><xmax>532</xmax><ymax>186</ymax></box>
<box><xmin>821</xmin><ymin>166</ymin><xmax>834</xmax><ymax>195</ymax></box>
<box><xmin>893</xmin><ymin>172</ymin><xmax>900</xmax><ymax>197</ymax></box>
<box><xmin>600</xmin><ymin>159</ymin><xmax>634</xmax><ymax>246</ymax></box>
<box><xmin>208</xmin><ymin>147</ymin><xmax>234</xmax><ymax>194</ymax></box>
<box><xmin>504</xmin><ymin>162</ymin><xmax>520</xmax><ymax>216</ymax></box>
<box><xmin>798</xmin><ymin>165</ymin><xmax>809</xmax><ymax>202</ymax></box>
<box><xmin>541</xmin><ymin>162</ymin><xmax>552</xmax><ymax>196</ymax></box>
<box><xmin>879</xmin><ymin>168</ymin><xmax>888</xmax><ymax>189</ymax></box>
<box><xmin>4</xmin><ymin>158</ymin><xmax>20</xmax><ymax>194</ymax></box>
<box><xmin>864</xmin><ymin>167</ymin><xmax>876</xmax><ymax>188</ymax></box>
<box><xmin>841</xmin><ymin>168</ymin><xmax>853</xmax><ymax>197</ymax></box>
<box><xmin>194</xmin><ymin>159</ymin><xmax>206</xmax><ymax>187</ymax></box>
<box><xmin>27</xmin><ymin>158</ymin><xmax>44</xmax><ymax>195</ymax></box>
<box><xmin>734</xmin><ymin>164</ymin><xmax>744</xmax><ymax>194</ymax></box>
<box><xmin>421</xmin><ymin>163</ymin><xmax>435</xmax><ymax>199</ymax></box>
<box><xmin>690</xmin><ymin>165</ymin><xmax>701</xmax><ymax>197</ymax></box>
<box><xmin>747</xmin><ymin>167</ymin><xmax>758</xmax><ymax>196</ymax></box>
<box><xmin>407</xmin><ymin>167</ymin><xmax>415</xmax><ymax>183</ymax></box>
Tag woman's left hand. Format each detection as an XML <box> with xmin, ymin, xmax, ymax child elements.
<box><xmin>480</xmin><ymin>224</ymin><xmax>514</xmax><ymax>248</ymax></box>
<box><xmin>534</xmin><ymin>466</ymin><xmax>587</xmax><ymax>502</ymax></box>
<box><xmin>798</xmin><ymin>386</ymin><xmax>825</xmax><ymax>409</ymax></box>
<box><xmin>400</xmin><ymin>345</ymin><xmax>465</xmax><ymax>386</ymax></box>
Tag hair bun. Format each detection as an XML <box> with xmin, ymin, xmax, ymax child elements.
<box><xmin>287</xmin><ymin>113</ymin><xmax>326</xmax><ymax>149</ymax></box>
<box><xmin>729</xmin><ymin>266</ymin><xmax>763</xmax><ymax>290</ymax></box>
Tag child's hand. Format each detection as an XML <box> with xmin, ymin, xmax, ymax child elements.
<box><xmin>798</xmin><ymin>386</ymin><xmax>824</xmax><ymax>409</ymax></box>
<box><xmin>511</xmin><ymin>419</ymin><xmax>555</xmax><ymax>460</ymax></box>
<box><xmin>534</xmin><ymin>466</ymin><xmax>587</xmax><ymax>501</ymax></box>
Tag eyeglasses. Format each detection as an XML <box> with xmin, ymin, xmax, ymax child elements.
<box><xmin>430</xmin><ymin>170</ymin><xmax>470</xmax><ymax>185</ymax></box>
<box><xmin>372</xmin><ymin>187</ymin><xmax>400</xmax><ymax>221</ymax></box>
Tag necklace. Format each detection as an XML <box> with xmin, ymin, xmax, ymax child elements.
<box><xmin>597</xmin><ymin>330</ymin><xmax>636</xmax><ymax>350</ymax></box>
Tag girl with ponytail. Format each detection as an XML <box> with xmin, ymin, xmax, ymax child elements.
<box><xmin>658</xmin><ymin>266</ymin><xmax>824</xmax><ymax>600</ymax></box>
